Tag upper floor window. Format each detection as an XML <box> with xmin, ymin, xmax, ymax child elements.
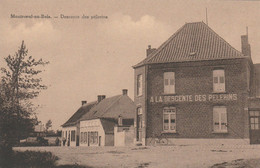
<box><xmin>213</xmin><ymin>69</ymin><xmax>225</xmax><ymax>93</ymax></box>
<box><xmin>247</xmin><ymin>66</ymin><xmax>250</xmax><ymax>91</ymax></box>
<box><xmin>213</xmin><ymin>106</ymin><xmax>227</xmax><ymax>133</ymax></box>
<box><xmin>164</xmin><ymin>72</ymin><xmax>175</xmax><ymax>94</ymax></box>
<box><xmin>163</xmin><ymin>107</ymin><xmax>176</xmax><ymax>132</ymax></box>
<box><xmin>137</xmin><ymin>74</ymin><xmax>142</xmax><ymax>96</ymax></box>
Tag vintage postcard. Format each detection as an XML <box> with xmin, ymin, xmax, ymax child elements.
<box><xmin>1</xmin><ymin>0</ymin><xmax>260</xmax><ymax>167</ymax></box>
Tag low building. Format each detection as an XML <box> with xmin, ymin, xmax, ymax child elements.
<box><xmin>133</xmin><ymin>22</ymin><xmax>260</xmax><ymax>145</ymax></box>
<box><xmin>61</xmin><ymin>89</ymin><xmax>136</xmax><ymax>146</ymax></box>
<box><xmin>61</xmin><ymin>101</ymin><xmax>96</xmax><ymax>146</ymax></box>
<box><xmin>79</xmin><ymin>89</ymin><xmax>135</xmax><ymax>146</ymax></box>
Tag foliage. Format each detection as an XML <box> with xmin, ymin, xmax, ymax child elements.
<box><xmin>46</xmin><ymin>119</ymin><xmax>53</xmax><ymax>131</ymax></box>
<box><xmin>0</xmin><ymin>41</ymin><xmax>49</xmax><ymax>167</ymax></box>
<box><xmin>1</xmin><ymin>150</ymin><xmax>90</xmax><ymax>168</ymax></box>
<box><xmin>1</xmin><ymin>41</ymin><xmax>49</xmax><ymax>103</ymax></box>
<box><xmin>13</xmin><ymin>150</ymin><xmax>58</xmax><ymax>168</ymax></box>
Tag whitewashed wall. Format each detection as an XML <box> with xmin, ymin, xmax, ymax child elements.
<box><xmin>61</xmin><ymin>126</ymin><xmax>77</xmax><ymax>147</ymax></box>
<box><xmin>80</xmin><ymin>119</ymin><xmax>105</xmax><ymax>146</ymax></box>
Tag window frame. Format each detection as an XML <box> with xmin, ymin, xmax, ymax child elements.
<box><xmin>163</xmin><ymin>107</ymin><xmax>176</xmax><ymax>133</ymax></box>
<box><xmin>137</xmin><ymin>74</ymin><xmax>143</xmax><ymax>96</ymax></box>
<box><xmin>213</xmin><ymin>69</ymin><xmax>225</xmax><ymax>93</ymax></box>
<box><xmin>80</xmin><ymin>132</ymin><xmax>83</xmax><ymax>143</ymax></box>
<box><xmin>250</xmin><ymin>111</ymin><xmax>260</xmax><ymax>130</ymax></box>
<box><xmin>213</xmin><ymin>106</ymin><xmax>228</xmax><ymax>133</ymax></box>
<box><xmin>71</xmin><ymin>130</ymin><xmax>76</xmax><ymax>142</ymax></box>
<box><xmin>164</xmin><ymin>72</ymin><xmax>175</xmax><ymax>94</ymax></box>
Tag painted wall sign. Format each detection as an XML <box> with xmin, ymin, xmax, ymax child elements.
<box><xmin>150</xmin><ymin>94</ymin><xmax>238</xmax><ymax>103</ymax></box>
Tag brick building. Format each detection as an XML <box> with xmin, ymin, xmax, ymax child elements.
<box><xmin>133</xmin><ymin>22</ymin><xmax>260</xmax><ymax>145</ymax></box>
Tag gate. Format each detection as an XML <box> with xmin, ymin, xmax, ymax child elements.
<box><xmin>249</xmin><ymin>109</ymin><xmax>260</xmax><ymax>144</ymax></box>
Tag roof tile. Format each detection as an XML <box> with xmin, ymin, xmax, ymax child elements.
<box><xmin>134</xmin><ymin>22</ymin><xmax>244</xmax><ymax>67</ymax></box>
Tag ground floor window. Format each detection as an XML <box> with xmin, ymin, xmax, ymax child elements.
<box><xmin>80</xmin><ymin>131</ymin><xmax>99</xmax><ymax>145</ymax></box>
<box><xmin>84</xmin><ymin>132</ymin><xmax>88</xmax><ymax>143</ymax></box>
<box><xmin>163</xmin><ymin>107</ymin><xmax>176</xmax><ymax>132</ymax></box>
<box><xmin>80</xmin><ymin>132</ymin><xmax>88</xmax><ymax>144</ymax></box>
<box><xmin>213</xmin><ymin>106</ymin><xmax>227</xmax><ymax>132</ymax></box>
<box><xmin>71</xmin><ymin>130</ymin><xmax>76</xmax><ymax>142</ymax></box>
<box><xmin>80</xmin><ymin>132</ymin><xmax>83</xmax><ymax>143</ymax></box>
<box><xmin>89</xmin><ymin>132</ymin><xmax>98</xmax><ymax>144</ymax></box>
<box><xmin>250</xmin><ymin>111</ymin><xmax>259</xmax><ymax>130</ymax></box>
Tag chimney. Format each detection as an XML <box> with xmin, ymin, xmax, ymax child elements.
<box><xmin>81</xmin><ymin>101</ymin><xmax>87</xmax><ymax>106</ymax></box>
<box><xmin>118</xmin><ymin>115</ymin><xmax>123</xmax><ymax>126</ymax></box>
<box><xmin>97</xmin><ymin>95</ymin><xmax>102</xmax><ymax>103</ymax></box>
<box><xmin>101</xmin><ymin>95</ymin><xmax>106</xmax><ymax>100</ymax></box>
<box><xmin>97</xmin><ymin>95</ymin><xmax>106</xmax><ymax>103</ymax></box>
<box><xmin>122</xmin><ymin>89</ymin><xmax>128</xmax><ymax>95</ymax></box>
<box><xmin>146</xmin><ymin>45</ymin><xmax>156</xmax><ymax>57</ymax></box>
<box><xmin>241</xmin><ymin>30</ymin><xmax>251</xmax><ymax>57</ymax></box>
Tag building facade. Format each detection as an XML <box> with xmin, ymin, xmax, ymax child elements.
<box><xmin>61</xmin><ymin>89</ymin><xmax>136</xmax><ymax>146</ymax></box>
<box><xmin>133</xmin><ymin>22</ymin><xmax>260</xmax><ymax>145</ymax></box>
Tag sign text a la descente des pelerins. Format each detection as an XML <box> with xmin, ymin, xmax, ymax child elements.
<box><xmin>150</xmin><ymin>94</ymin><xmax>238</xmax><ymax>103</ymax></box>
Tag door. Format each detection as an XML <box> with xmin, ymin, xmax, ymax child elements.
<box><xmin>137</xmin><ymin>107</ymin><xmax>143</xmax><ymax>141</ymax></box>
<box><xmin>249</xmin><ymin>110</ymin><xmax>260</xmax><ymax>144</ymax></box>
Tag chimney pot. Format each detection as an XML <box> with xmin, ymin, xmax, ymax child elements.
<box><xmin>98</xmin><ymin>95</ymin><xmax>106</xmax><ymax>103</ymax></box>
<box><xmin>122</xmin><ymin>89</ymin><xmax>128</xmax><ymax>95</ymax></box>
<box><xmin>81</xmin><ymin>101</ymin><xmax>87</xmax><ymax>106</ymax></box>
<box><xmin>101</xmin><ymin>95</ymin><xmax>106</xmax><ymax>100</ymax></box>
<box><xmin>97</xmin><ymin>95</ymin><xmax>102</xmax><ymax>103</ymax></box>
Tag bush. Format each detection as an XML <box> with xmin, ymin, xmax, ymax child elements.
<box><xmin>1</xmin><ymin>150</ymin><xmax>91</xmax><ymax>168</ymax></box>
<box><xmin>13</xmin><ymin>150</ymin><xmax>59</xmax><ymax>168</ymax></box>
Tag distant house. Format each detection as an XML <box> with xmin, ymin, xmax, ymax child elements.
<box><xmin>61</xmin><ymin>89</ymin><xmax>136</xmax><ymax>147</ymax></box>
<box><xmin>61</xmin><ymin>101</ymin><xmax>96</xmax><ymax>147</ymax></box>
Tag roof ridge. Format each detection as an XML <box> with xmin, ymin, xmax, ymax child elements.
<box><xmin>133</xmin><ymin>22</ymin><xmax>245</xmax><ymax>67</ymax></box>
<box><xmin>99</xmin><ymin>95</ymin><xmax>123</xmax><ymax>118</ymax></box>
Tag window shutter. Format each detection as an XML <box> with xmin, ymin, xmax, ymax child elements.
<box><xmin>213</xmin><ymin>70</ymin><xmax>225</xmax><ymax>92</ymax></box>
<box><xmin>164</xmin><ymin>72</ymin><xmax>175</xmax><ymax>94</ymax></box>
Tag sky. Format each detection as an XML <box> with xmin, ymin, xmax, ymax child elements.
<box><xmin>0</xmin><ymin>0</ymin><xmax>260</xmax><ymax>130</ymax></box>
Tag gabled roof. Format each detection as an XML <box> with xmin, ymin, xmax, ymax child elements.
<box><xmin>80</xmin><ymin>94</ymin><xmax>136</xmax><ymax>121</ymax></box>
<box><xmin>62</xmin><ymin>101</ymin><xmax>97</xmax><ymax>127</ymax></box>
<box><xmin>134</xmin><ymin>22</ymin><xmax>245</xmax><ymax>68</ymax></box>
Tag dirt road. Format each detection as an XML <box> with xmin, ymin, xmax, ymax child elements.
<box><xmin>14</xmin><ymin>144</ymin><xmax>260</xmax><ymax>168</ymax></box>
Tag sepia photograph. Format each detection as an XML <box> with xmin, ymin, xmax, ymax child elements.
<box><xmin>0</xmin><ymin>0</ymin><xmax>260</xmax><ymax>167</ymax></box>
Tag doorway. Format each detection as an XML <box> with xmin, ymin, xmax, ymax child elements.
<box><xmin>137</xmin><ymin>107</ymin><xmax>143</xmax><ymax>142</ymax></box>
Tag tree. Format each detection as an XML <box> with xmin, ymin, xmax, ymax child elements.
<box><xmin>0</xmin><ymin>41</ymin><xmax>49</xmax><ymax>167</ymax></box>
<box><xmin>45</xmin><ymin>119</ymin><xmax>52</xmax><ymax>131</ymax></box>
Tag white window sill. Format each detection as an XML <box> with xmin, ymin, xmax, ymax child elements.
<box><xmin>162</xmin><ymin>93</ymin><xmax>177</xmax><ymax>96</ymax></box>
<box><xmin>161</xmin><ymin>131</ymin><xmax>177</xmax><ymax>134</ymax></box>
<box><xmin>212</xmin><ymin>91</ymin><xmax>227</xmax><ymax>94</ymax></box>
<box><xmin>136</xmin><ymin>94</ymin><xmax>143</xmax><ymax>98</ymax></box>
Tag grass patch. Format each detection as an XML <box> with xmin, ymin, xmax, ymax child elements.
<box><xmin>1</xmin><ymin>150</ymin><xmax>91</xmax><ymax>168</ymax></box>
